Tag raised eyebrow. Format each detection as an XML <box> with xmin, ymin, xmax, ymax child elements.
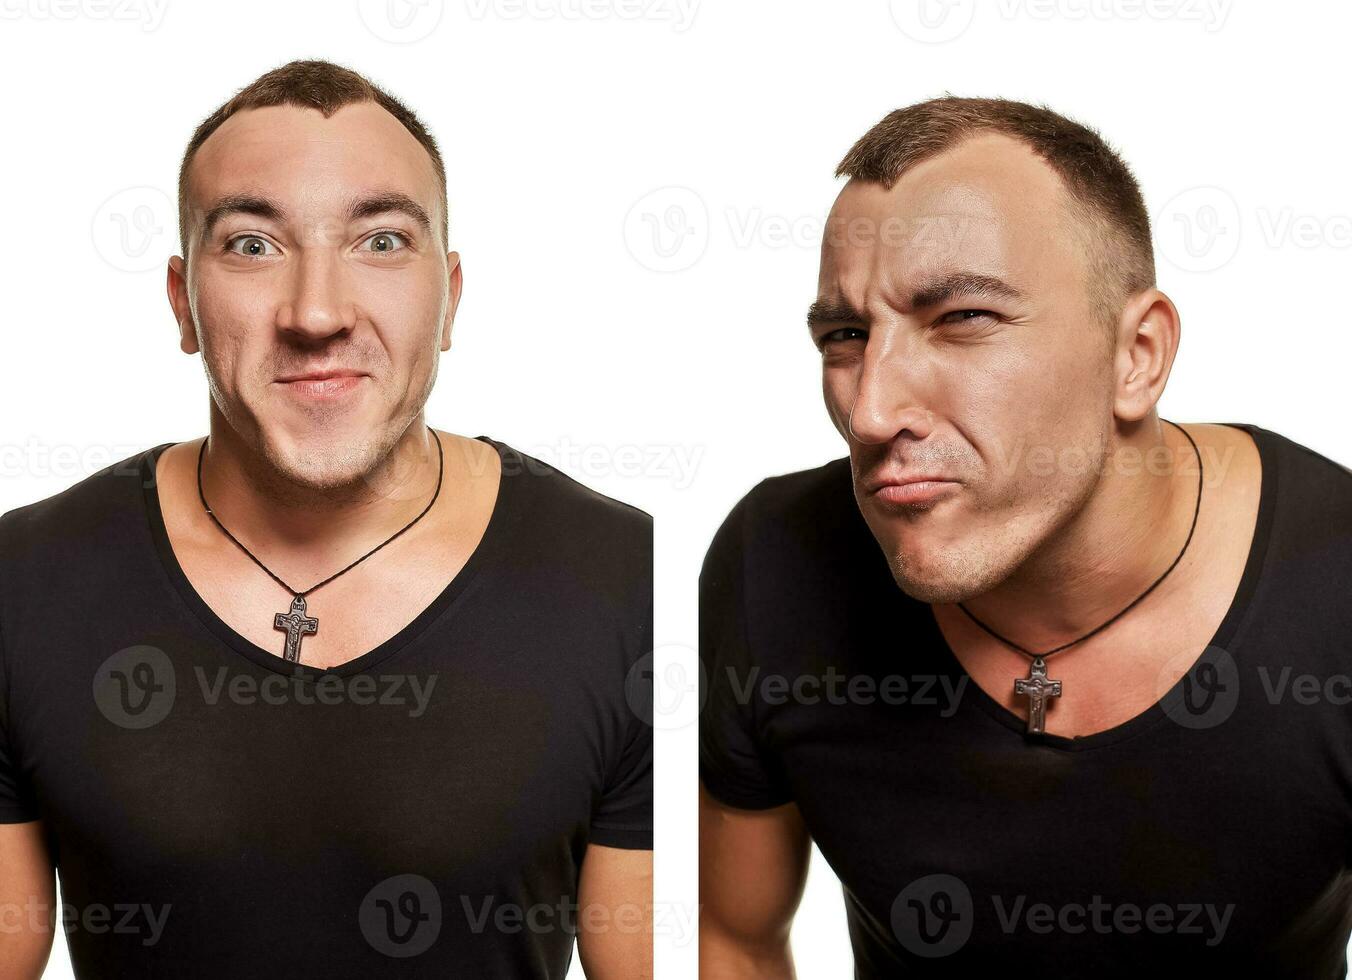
<box><xmin>200</xmin><ymin>195</ymin><xmax>287</xmax><ymax>244</ymax></box>
<box><xmin>909</xmin><ymin>272</ymin><xmax>1025</xmax><ymax>310</ymax></box>
<box><xmin>346</xmin><ymin>192</ymin><xmax>433</xmax><ymax>238</ymax></box>
<box><xmin>199</xmin><ymin>192</ymin><xmax>433</xmax><ymax>244</ymax></box>
<box><xmin>806</xmin><ymin>299</ymin><xmax>866</xmax><ymax>328</ymax></box>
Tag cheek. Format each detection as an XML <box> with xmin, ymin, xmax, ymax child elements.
<box><xmin>993</xmin><ymin>359</ymin><xmax>1113</xmax><ymax>490</ymax></box>
<box><xmin>821</xmin><ymin>362</ymin><xmax>859</xmax><ymax>425</ymax></box>
<box><xmin>355</xmin><ymin>276</ymin><xmax>446</xmax><ymax>356</ymax></box>
<box><xmin>193</xmin><ymin>280</ymin><xmax>270</xmax><ymax>368</ymax></box>
<box><xmin>195</xmin><ymin>268</ymin><xmax>274</xmax><ymax>323</ymax></box>
<box><xmin>355</xmin><ymin>262</ymin><xmax>443</xmax><ymax>317</ymax></box>
<box><xmin>950</xmin><ymin>339</ymin><xmax>1109</xmax><ymax>479</ymax></box>
<box><xmin>972</xmin><ymin>421</ymin><xmax>1107</xmax><ymax>536</ymax></box>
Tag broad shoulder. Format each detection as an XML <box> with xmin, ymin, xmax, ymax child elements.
<box><xmin>470</xmin><ymin>434</ymin><xmax>651</xmax><ymax>589</ymax></box>
<box><xmin>704</xmin><ymin>455</ymin><xmax>879</xmax><ymax>587</ymax></box>
<box><xmin>720</xmin><ymin>456</ymin><xmax>853</xmax><ymax>538</ymax></box>
<box><xmin>478</xmin><ymin>433</ymin><xmax>650</xmax><ymax>528</ymax></box>
<box><xmin>0</xmin><ymin>443</ymin><xmax>158</xmax><ymax>613</ymax></box>
<box><xmin>0</xmin><ymin>444</ymin><xmax>152</xmax><ymax>553</ymax></box>
<box><xmin>1211</xmin><ymin>421</ymin><xmax>1352</xmax><ymax>524</ymax></box>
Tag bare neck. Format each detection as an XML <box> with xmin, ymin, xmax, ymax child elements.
<box><xmin>190</xmin><ymin>412</ymin><xmax>447</xmax><ymax>564</ymax></box>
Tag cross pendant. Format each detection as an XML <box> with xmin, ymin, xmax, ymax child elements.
<box><xmin>1012</xmin><ymin>656</ymin><xmax>1062</xmax><ymax>736</ymax></box>
<box><xmin>273</xmin><ymin>594</ymin><xmax>319</xmax><ymax>664</ymax></box>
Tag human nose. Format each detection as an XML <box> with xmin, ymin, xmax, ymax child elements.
<box><xmin>846</xmin><ymin>330</ymin><xmax>940</xmax><ymax>445</ymax></box>
<box><xmin>274</xmin><ymin>244</ymin><xmax>356</xmax><ymax>341</ymax></box>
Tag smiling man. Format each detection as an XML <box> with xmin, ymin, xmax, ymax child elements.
<box><xmin>0</xmin><ymin>60</ymin><xmax>651</xmax><ymax>978</ymax></box>
<box><xmin>699</xmin><ymin>97</ymin><xmax>1352</xmax><ymax>976</ymax></box>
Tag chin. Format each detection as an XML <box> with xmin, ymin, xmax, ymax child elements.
<box><xmin>259</xmin><ymin>427</ymin><xmax>374</xmax><ymax>490</ymax></box>
<box><xmin>890</xmin><ymin>574</ymin><xmax>970</xmax><ymax>605</ymax></box>
<box><xmin>888</xmin><ymin>563</ymin><xmax>981</xmax><ymax>604</ymax></box>
<box><xmin>878</xmin><ymin>534</ymin><xmax>1010</xmax><ymax>606</ymax></box>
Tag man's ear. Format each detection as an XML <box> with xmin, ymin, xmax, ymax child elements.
<box><xmin>166</xmin><ymin>255</ymin><xmax>200</xmax><ymax>355</ymax></box>
<box><xmin>1112</xmin><ymin>287</ymin><xmax>1181</xmax><ymax>425</ymax></box>
<box><xmin>442</xmin><ymin>251</ymin><xmax>463</xmax><ymax>352</ymax></box>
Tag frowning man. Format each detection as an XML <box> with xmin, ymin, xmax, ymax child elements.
<box><xmin>699</xmin><ymin>97</ymin><xmax>1352</xmax><ymax>977</ymax></box>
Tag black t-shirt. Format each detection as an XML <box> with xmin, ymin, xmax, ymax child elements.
<box><xmin>0</xmin><ymin>436</ymin><xmax>652</xmax><ymax>978</ymax></box>
<box><xmin>699</xmin><ymin>422</ymin><xmax>1352</xmax><ymax>977</ymax></box>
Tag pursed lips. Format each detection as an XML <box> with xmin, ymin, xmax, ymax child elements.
<box><xmin>275</xmin><ymin>368</ymin><xmax>367</xmax><ymax>383</ymax></box>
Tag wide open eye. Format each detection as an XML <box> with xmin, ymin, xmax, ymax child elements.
<box><xmin>360</xmin><ymin>231</ymin><xmax>410</xmax><ymax>255</ymax></box>
<box><xmin>224</xmin><ymin>235</ymin><xmax>278</xmax><ymax>259</ymax></box>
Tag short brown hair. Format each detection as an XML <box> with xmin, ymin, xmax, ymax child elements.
<box><xmin>835</xmin><ymin>95</ymin><xmax>1155</xmax><ymax>338</ymax></box>
<box><xmin>177</xmin><ymin>58</ymin><xmax>447</xmax><ymax>260</ymax></box>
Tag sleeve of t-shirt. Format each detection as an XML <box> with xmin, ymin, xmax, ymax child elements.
<box><xmin>698</xmin><ymin>489</ymin><xmax>794</xmax><ymax>810</ymax></box>
<box><xmin>0</xmin><ymin>604</ymin><xmax>39</xmax><ymax>824</ymax></box>
<box><xmin>589</xmin><ymin>594</ymin><xmax>654</xmax><ymax>850</ymax></box>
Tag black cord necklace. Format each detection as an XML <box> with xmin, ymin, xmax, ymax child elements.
<box><xmin>955</xmin><ymin>419</ymin><xmax>1203</xmax><ymax>737</ymax></box>
<box><xmin>196</xmin><ymin>425</ymin><xmax>445</xmax><ymax>665</ymax></box>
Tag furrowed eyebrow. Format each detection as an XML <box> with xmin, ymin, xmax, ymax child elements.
<box><xmin>806</xmin><ymin>298</ymin><xmax>865</xmax><ymax>329</ymax></box>
<box><xmin>198</xmin><ymin>191</ymin><xmax>434</xmax><ymax>244</ymax></box>
<box><xmin>807</xmin><ymin>273</ymin><xmax>1025</xmax><ymax>329</ymax></box>
<box><xmin>908</xmin><ymin>272</ymin><xmax>1025</xmax><ymax>310</ymax></box>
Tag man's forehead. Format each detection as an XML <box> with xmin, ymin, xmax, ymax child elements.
<box><xmin>832</xmin><ymin>131</ymin><xmax>1068</xmax><ymax>213</ymax></box>
<box><xmin>188</xmin><ymin>102</ymin><xmax>438</xmax><ymax>215</ymax></box>
<box><xmin>820</xmin><ymin>135</ymin><xmax>1077</xmax><ymax>294</ymax></box>
<box><xmin>820</xmin><ymin>186</ymin><xmax>1021</xmax><ymax>300</ymax></box>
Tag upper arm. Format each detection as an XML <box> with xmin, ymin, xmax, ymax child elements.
<box><xmin>2</xmin><ymin>591</ymin><xmax>53</xmax><ymax>980</ymax></box>
<box><xmin>698</xmin><ymin>491</ymin><xmax>811</xmax><ymax>974</ymax></box>
<box><xmin>576</xmin><ymin>842</ymin><xmax>652</xmax><ymax>980</ymax></box>
<box><xmin>699</xmin><ymin>781</ymin><xmax>810</xmax><ymax>977</ymax></box>
<box><xmin>0</xmin><ymin>820</ymin><xmax>55</xmax><ymax>980</ymax></box>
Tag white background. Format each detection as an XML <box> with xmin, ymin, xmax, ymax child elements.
<box><xmin>2</xmin><ymin>1</ymin><xmax>1351</xmax><ymax>977</ymax></box>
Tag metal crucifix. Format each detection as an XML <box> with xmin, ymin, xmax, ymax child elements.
<box><xmin>1013</xmin><ymin>656</ymin><xmax>1062</xmax><ymax>736</ymax></box>
<box><xmin>273</xmin><ymin>594</ymin><xmax>319</xmax><ymax>664</ymax></box>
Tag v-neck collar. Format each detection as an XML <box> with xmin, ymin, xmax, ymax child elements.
<box><xmin>141</xmin><ymin>434</ymin><xmax>517</xmax><ymax>678</ymax></box>
<box><xmin>925</xmin><ymin>421</ymin><xmax>1278</xmax><ymax>752</ymax></box>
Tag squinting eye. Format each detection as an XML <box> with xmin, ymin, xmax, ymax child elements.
<box><xmin>225</xmin><ymin>235</ymin><xmax>277</xmax><ymax>258</ymax></box>
<box><xmin>362</xmin><ymin>231</ymin><xmax>410</xmax><ymax>254</ymax></box>
<box><xmin>818</xmin><ymin>327</ymin><xmax>867</xmax><ymax>349</ymax></box>
<box><xmin>939</xmin><ymin>309</ymin><xmax>999</xmax><ymax>327</ymax></box>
